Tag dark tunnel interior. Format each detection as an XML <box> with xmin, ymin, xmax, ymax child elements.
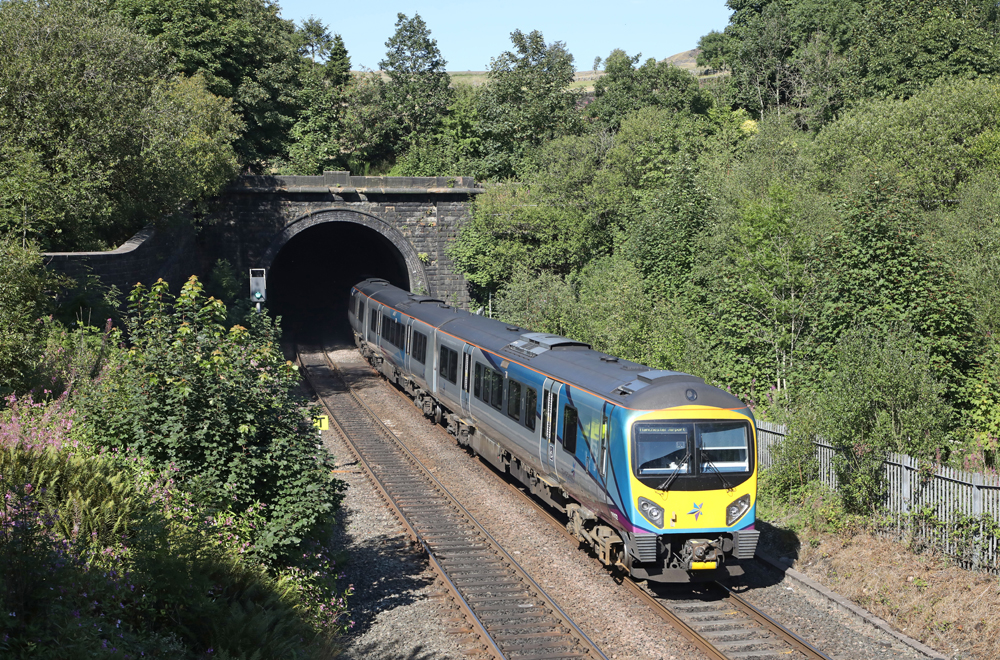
<box><xmin>267</xmin><ymin>222</ymin><xmax>410</xmax><ymax>345</ymax></box>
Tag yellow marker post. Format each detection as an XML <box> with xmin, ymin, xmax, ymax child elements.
<box><xmin>313</xmin><ymin>415</ymin><xmax>329</xmax><ymax>431</ymax></box>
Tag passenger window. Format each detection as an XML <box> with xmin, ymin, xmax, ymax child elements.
<box><xmin>412</xmin><ymin>331</ymin><xmax>427</xmax><ymax>364</ymax></box>
<box><xmin>369</xmin><ymin>308</ymin><xmax>378</xmax><ymax>333</ymax></box>
<box><xmin>490</xmin><ymin>371</ymin><xmax>503</xmax><ymax>410</ymax></box>
<box><xmin>357</xmin><ymin>297</ymin><xmax>364</xmax><ymax>326</ymax></box>
<box><xmin>439</xmin><ymin>346</ymin><xmax>458</xmax><ymax>384</ymax></box>
<box><xmin>474</xmin><ymin>363</ymin><xmax>483</xmax><ymax>398</ymax></box>
<box><xmin>525</xmin><ymin>387</ymin><xmax>537</xmax><ymax>431</ymax></box>
<box><xmin>562</xmin><ymin>406</ymin><xmax>578</xmax><ymax>454</ymax></box>
<box><xmin>507</xmin><ymin>380</ymin><xmax>522</xmax><ymax>421</ymax></box>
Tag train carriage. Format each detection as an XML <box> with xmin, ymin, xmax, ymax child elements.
<box><xmin>349</xmin><ymin>278</ymin><xmax>759</xmax><ymax>582</ymax></box>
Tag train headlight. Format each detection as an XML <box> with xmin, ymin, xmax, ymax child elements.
<box><xmin>726</xmin><ymin>494</ymin><xmax>751</xmax><ymax>526</ymax></box>
<box><xmin>638</xmin><ymin>497</ymin><xmax>664</xmax><ymax>529</ymax></box>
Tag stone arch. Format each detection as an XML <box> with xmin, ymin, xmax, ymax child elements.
<box><xmin>260</xmin><ymin>208</ymin><xmax>431</xmax><ymax>295</ymax></box>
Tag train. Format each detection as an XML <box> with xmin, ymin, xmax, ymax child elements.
<box><xmin>349</xmin><ymin>278</ymin><xmax>759</xmax><ymax>582</ymax></box>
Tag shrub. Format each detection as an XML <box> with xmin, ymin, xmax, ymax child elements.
<box><xmin>0</xmin><ymin>396</ymin><xmax>349</xmax><ymax>658</ymax></box>
<box><xmin>75</xmin><ymin>277</ymin><xmax>344</xmax><ymax>562</ymax></box>
<box><xmin>807</xmin><ymin>326</ymin><xmax>952</xmax><ymax>513</ymax></box>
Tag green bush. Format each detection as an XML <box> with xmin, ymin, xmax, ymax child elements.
<box><xmin>76</xmin><ymin>277</ymin><xmax>344</xmax><ymax>562</ymax></box>
<box><xmin>808</xmin><ymin>326</ymin><xmax>952</xmax><ymax>513</ymax></box>
<box><xmin>0</xmin><ymin>424</ymin><xmax>348</xmax><ymax>658</ymax></box>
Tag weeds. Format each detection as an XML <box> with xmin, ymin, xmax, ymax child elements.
<box><xmin>1</xmin><ymin>384</ymin><xmax>351</xmax><ymax>658</ymax></box>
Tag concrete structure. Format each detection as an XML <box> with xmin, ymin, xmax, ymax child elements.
<box><xmin>44</xmin><ymin>172</ymin><xmax>482</xmax><ymax>308</ymax></box>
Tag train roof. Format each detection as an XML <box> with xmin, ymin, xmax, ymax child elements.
<box><xmin>355</xmin><ymin>279</ymin><xmax>749</xmax><ymax>413</ymax></box>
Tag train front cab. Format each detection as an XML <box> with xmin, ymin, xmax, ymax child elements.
<box><xmin>621</xmin><ymin>406</ymin><xmax>760</xmax><ymax>582</ymax></box>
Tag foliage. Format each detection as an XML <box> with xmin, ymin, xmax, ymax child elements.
<box><xmin>336</xmin><ymin>71</ymin><xmax>399</xmax><ymax>175</ymax></box>
<box><xmin>0</xmin><ymin>403</ymin><xmax>349</xmax><ymax>658</ymax></box>
<box><xmin>812</xmin><ymin>184</ymin><xmax>976</xmax><ymax>394</ymax></box>
<box><xmin>807</xmin><ymin>327</ymin><xmax>952</xmax><ymax>513</ymax></box>
<box><xmin>294</xmin><ymin>16</ymin><xmax>334</xmax><ymax>65</ymax></box>
<box><xmin>391</xmin><ymin>84</ymin><xmax>483</xmax><ymax>177</ymax></box>
<box><xmin>588</xmin><ymin>49</ymin><xmax>712</xmax><ymax>130</ymax></box>
<box><xmin>0</xmin><ymin>238</ymin><xmax>68</xmax><ymax>396</ymax></box>
<box><xmin>75</xmin><ymin>277</ymin><xmax>343</xmax><ymax>561</ymax></box>
<box><xmin>280</xmin><ymin>63</ymin><xmax>349</xmax><ymax>175</ymax></box>
<box><xmin>379</xmin><ymin>13</ymin><xmax>452</xmax><ymax>148</ymax></box>
<box><xmin>697</xmin><ymin>0</ymin><xmax>859</xmax><ymax>126</ymax></box>
<box><xmin>0</xmin><ymin>0</ymin><xmax>240</xmax><ymax>250</ymax></box>
<box><xmin>759</xmin><ymin>428</ymin><xmax>820</xmax><ymax>503</ymax></box>
<box><xmin>449</xmin><ymin>181</ymin><xmax>601</xmax><ymax>298</ymax></box>
<box><xmin>813</xmin><ymin>77</ymin><xmax>1000</xmax><ymax>208</ymax></box>
<box><xmin>697</xmin><ymin>0</ymin><xmax>1000</xmax><ymax>129</ymax></box>
<box><xmin>476</xmin><ymin>30</ymin><xmax>582</xmax><ymax>179</ymax></box>
<box><xmin>279</xmin><ymin>21</ymin><xmax>352</xmax><ymax>176</ymax></box>
<box><xmin>846</xmin><ymin>0</ymin><xmax>1000</xmax><ymax>102</ymax></box>
<box><xmin>112</xmin><ymin>0</ymin><xmax>301</xmax><ymax>167</ymax></box>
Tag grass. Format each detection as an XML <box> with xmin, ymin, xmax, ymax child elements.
<box><xmin>354</xmin><ymin>49</ymin><xmax>712</xmax><ymax>93</ymax></box>
<box><xmin>759</xmin><ymin>482</ymin><xmax>1000</xmax><ymax>659</ymax></box>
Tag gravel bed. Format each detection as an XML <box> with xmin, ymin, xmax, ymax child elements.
<box><xmin>324</xmin><ymin>343</ymin><xmax>936</xmax><ymax>660</ymax></box>
<box><xmin>733</xmin><ymin>561</ymin><xmax>929</xmax><ymax>659</ymax></box>
<box><xmin>309</xmin><ymin>364</ymin><xmax>478</xmax><ymax>659</ymax></box>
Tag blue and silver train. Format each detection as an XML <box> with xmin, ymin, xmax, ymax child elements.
<box><xmin>350</xmin><ymin>279</ymin><xmax>759</xmax><ymax>582</ymax></box>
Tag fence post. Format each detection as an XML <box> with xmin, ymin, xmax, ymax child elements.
<box><xmin>901</xmin><ymin>454</ymin><xmax>911</xmax><ymax>517</ymax></box>
<box><xmin>973</xmin><ymin>472</ymin><xmax>984</xmax><ymax>517</ymax></box>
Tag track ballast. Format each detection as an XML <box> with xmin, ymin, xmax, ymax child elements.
<box><xmin>298</xmin><ymin>346</ymin><xmax>608</xmax><ymax>660</ymax></box>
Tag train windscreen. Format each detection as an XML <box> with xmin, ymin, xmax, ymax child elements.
<box><xmin>634</xmin><ymin>423</ymin><xmax>692</xmax><ymax>475</ymax></box>
<box><xmin>696</xmin><ymin>422</ymin><xmax>750</xmax><ymax>473</ymax></box>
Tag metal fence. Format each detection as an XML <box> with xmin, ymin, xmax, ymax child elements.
<box><xmin>755</xmin><ymin>420</ymin><xmax>1000</xmax><ymax>572</ymax></box>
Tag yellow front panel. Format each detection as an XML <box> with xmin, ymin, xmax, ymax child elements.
<box><xmin>629</xmin><ymin>407</ymin><xmax>757</xmax><ymax>532</ymax></box>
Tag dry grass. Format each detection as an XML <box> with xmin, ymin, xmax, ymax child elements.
<box><xmin>768</xmin><ymin>527</ymin><xmax>1000</xmax><ymax>659</ymax></box>
<box><xmin>350</xmin><ymin>48</ymin><xmax>708</xmax><ymax>92</ymax></box>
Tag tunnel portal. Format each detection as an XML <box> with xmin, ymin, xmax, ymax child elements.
<box><xmin>267</xmin><ymin>221</ymin><xmax>411</xmax><ymax>343</ymax></box>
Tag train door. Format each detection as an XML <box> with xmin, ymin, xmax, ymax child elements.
<box><xmin>403</xmin><ymin>320</ymin><xmax>412</xmax><ymax>374</ymax></box>
<box><xmin>554</xmin><ymin>395</ymin><xmax>579</xmax><ymax>487</ymax></box>
<box><xmin>429</xmin><ymin>330</ymin><xmax>438</xmax><ymax>393</ymax></box>
<box><xmin>595</xmin><ymin>402</ymin><xmax>614</xmax><ymax>517</ymax></box>
<box><xmin>540</xmin><ymin>379</ymin><xmax>561</xmax><ymax>478</ymax></box>
<box><xmin>460</xmin><ymin>345</ymin><xmax>474</xmax><ymax>417</ymax></box>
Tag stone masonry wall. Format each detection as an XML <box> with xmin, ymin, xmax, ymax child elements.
<box><xmin>202</xmin><ymin>171</ymin><xmax>480</xmax><ymax>307</ymax></box>
<box><xmin>43</xmin><ymin>172</ymin><xmax>480</xmax><ymax>309</ymax></box>
<box><xmin>44</xmin><ymin>222</ymin><xmax>202</xmax><ymax>299</ymax></box>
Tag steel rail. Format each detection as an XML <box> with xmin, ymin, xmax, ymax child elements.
<box><xmin>357</xmin><ymin>346</ymin><xmax>834</xmax><ymax>660</ymax></box>
<box><xmin>299</xmin><ymin>346</ymin><xmax>609</xmax><ymax>660</ymax></box>
<box><xmin>297</xmin><ymin>349</ymin><xmax>501</xmax><ymax>659</ymax></box>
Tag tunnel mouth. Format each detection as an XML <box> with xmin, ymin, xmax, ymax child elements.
<box><xmin>267</xmin><ymin>220</ymin><xmax>410</xmax><ymax>345</ymax></box>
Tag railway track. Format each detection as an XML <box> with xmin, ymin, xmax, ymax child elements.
<box><xmin>349</xmin><ymin>346</ymin><xmax>836</xmax><ymax>660</ymax></box>
<box><xmin>297</xmin><ymin>346</ymin><xmax>609</xmax><ymax>660</ymax></box>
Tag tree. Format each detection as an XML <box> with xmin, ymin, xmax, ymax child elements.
<box><xmin>379</xmin><ymin>13</ymin><xmax>452</xmax><ymax>147</ymax></box>
<box><xmin>810</xmin><ymin>327</ymin><xmax>951</xmax><ymax>512</ymax></box>
<box><xmin>391</xmin><ymin>83</ymin><xmax>483</xmax><ymax>177</ymax></box>
<box><xmin>76</xmin><ymin>277</ymin><xmax>343</xmax><ymax>560</ymax></box>
<box><xmin>476</xmin><ymin>30</ymin><xmax>582</xmax><ymax>179</ymax></box>
<box><xmin>589</xmin><ymin>50</ymin><xmax>712</xmax><ymax>130</ymax></box>
<box><xmin>0</xmin><ymin>237</ymin><xmax>59</xmax><ymax>395</ymax></box>
<box><xmin>278</xmin><ymin>27</ymin><xmax>352</xmax><ymax>175</ymax></box>
<box><xmin>847</xmin><ymin>0</ymin><xmax>1000</xmax><ymax>102</ymax></box>
<box><xmin>814</xmin><ymin>77</ymin><xmax>1000</xmax><ymax>206</ymax></box>
<box><xmin>325</xmin><ymin>34</ymin><xmax>351</xmax><ymax>86</ymax></box>
<box><xmin>296</xmin><ymin>16</ymin><xmax>333</xmax><ymax>64</ymax></box>
<box><xmin>0</xmin><ymin>0</ymin><xmax>240</xmax><ymax>250</ymax></box>
<box><xmin>112</xmin><ymin>0</ymin><xmax>302</xmax><ymax>167</ymax></box>
<box><xmin>813</xmin><ymin>183</ymin><xmax>977</xmax><ymax>396</ymax></box>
